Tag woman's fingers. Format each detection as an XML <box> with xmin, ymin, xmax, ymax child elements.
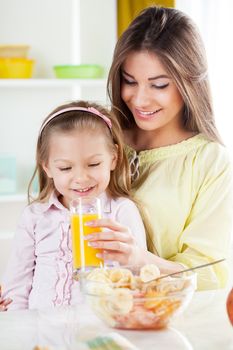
<box><xmin>85</xmin><ymin>219</ymin><xmax>135</xmax><ymax>243</ymax></box>
<box><xmin>89</xmin><ymin>239</ymin><xmax>132</xmax><ymax>253</ymax></box>
<box><xmin>100</xmin><ymin>246</ymin><xmax>142</xmax><ymax>266</ymax></box>
<box><xmin>101</xmin><ymin>251</ymin><xmax>128</xmax><ymax>265</ymax></box>
<box><xmin>86</xmin><ymin>218</ymin><xmax>130</xmax><ymax>233</ymax></box>
<box><xmin>84</xmin><ymin>218</ymin><xmax>140</xmax><ymax>265</ymax></box>
<box><xmin>85</xmin><ymin>230</ymin><xmax>134</xmax><ymax>244</ymax></box>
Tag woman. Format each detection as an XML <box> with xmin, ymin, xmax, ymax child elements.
<box><xmin>86</xmin><ymin>6</ymin><xmax>232</xmax><ymax>290</ymax></box>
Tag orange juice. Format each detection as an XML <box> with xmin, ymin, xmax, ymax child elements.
<box><xmin>71</xmin><ymin>213</ymin><xmax>103</xmax><ymax>269</ymax></box>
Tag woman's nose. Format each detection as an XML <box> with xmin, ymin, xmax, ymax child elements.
<box><xmin>133</xmin><ymin>86</ymin><xmax>150</xmax><ymax>107</ymax></box>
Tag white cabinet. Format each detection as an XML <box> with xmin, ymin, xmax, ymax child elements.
<box><xmin>0</xmin><ymin>0</ymin><xmax>117</xmax><ymax>242</ymax></box>
<box><xmin>0</xmin><ymin>78</ymin><xmax>108</xmax><ymax>195</ymax></box>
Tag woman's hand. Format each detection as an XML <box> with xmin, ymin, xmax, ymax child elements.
<box><xmin>0</xmin><ymin>285</ymin><xmax>12</xmax><ymax>311</ymax></box>
<box><xmin>85</xmin><ymin>218</ymin><xmax>185</xmax><ymax>274</ymax></box>
<box><xmin>85</xmin><ymin>218</ymin><xmax>147</xmax><ymax>266</ymax></box>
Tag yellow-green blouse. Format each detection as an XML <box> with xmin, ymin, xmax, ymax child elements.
<box><xmin>126</xmin><ymin>134</ymin><xmax>232</xmax><ymax>290</ymax></box>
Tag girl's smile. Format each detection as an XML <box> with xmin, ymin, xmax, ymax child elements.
<box><xmin>71</xmin><ymin>185</ymin><xmax>96</xmax><ymax>197</ymax></box>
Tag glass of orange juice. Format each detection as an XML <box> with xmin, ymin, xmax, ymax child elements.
<box><xmin>70</xmin><ymin>197</ymin><xmax>103</xmax><ymax>274</ymax></box>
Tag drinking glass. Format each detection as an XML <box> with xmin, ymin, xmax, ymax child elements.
<box><xmin>70</xmin><ymin>197</ymin><xmax>103</xmax><ymax>273</ymax></box>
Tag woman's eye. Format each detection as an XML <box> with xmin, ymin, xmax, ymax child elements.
<box><xmin>122</xmin><ymin>77</ymin><xmax>136</xmax><ymax>85</ymax></box>
<box><xmin>89</xmin><ymin>163</ymin><xmax>100</xmax><ymax>167</ymax></box>
<box><xmin>152</xmin><ymin>83</ymin><xmax>169</xmax><ymax>89</ymax></box>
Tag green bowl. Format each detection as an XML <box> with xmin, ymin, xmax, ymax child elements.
<box><xmin>53</xmin><ymin>64</ymin><xmax>104</xmax><ymax>79</ymax></box>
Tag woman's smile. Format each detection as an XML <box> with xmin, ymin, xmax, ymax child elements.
<box><xmin>135</xmin><ymin>108</ymin><xmax>163</xmax><ymax>120</ymax></box>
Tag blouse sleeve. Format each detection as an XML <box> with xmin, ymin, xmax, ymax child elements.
<box><xmin>2</xmin><ymin>206</ymin><xmax>36</xmax><ymax>310</ymax></box>
<box><xmin>170</xmin><ymin>144</ymin><xmax>233</xmax><ymax>290</ymax></box>
<box><xmin>115</xmin><ymin>199</ymin><xmax>147</xmax><ymax>249</ymax></box>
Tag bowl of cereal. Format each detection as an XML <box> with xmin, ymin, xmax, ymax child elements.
<box><xmin>80</xmin><ymin>264</ymin><xmax>196</xmax><ymax>330</ymax></box>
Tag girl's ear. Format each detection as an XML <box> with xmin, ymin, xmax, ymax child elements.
<box><xmin>42</xmin><ymin>163</ymin><xmax>53</xmax><ymax>178</ymax></box>
<box><xmin>110</xmin><ymin>144</ymin><xmax>118</xmax><ymax>171</ymax></box>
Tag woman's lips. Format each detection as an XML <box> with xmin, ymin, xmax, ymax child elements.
<box><xmin>135</xmin><ymin>108</ymin><xmax>162</xmax><ymax>119</ymax></box>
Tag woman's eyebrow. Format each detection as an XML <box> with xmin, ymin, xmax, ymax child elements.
<box><xmin>122</xmin><ymin>70</ymin><xmax>169</xmax><ymax>80</ymax></box>
<box><xmin>148</xmin><ymin>74</ymin><xmax>169</xmax><ymax>81</ymax></box>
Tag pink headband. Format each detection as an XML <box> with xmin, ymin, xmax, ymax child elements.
<box><xmin>39</xmin><ymin>106</ymin><xmax>112</xmax><ymax>135</ymax></box>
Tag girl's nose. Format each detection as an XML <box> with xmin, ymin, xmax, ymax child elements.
<box><xmin>74</xmin><ymin>168</ymin><xmax>88</xmax><ymax>183</ymax></box>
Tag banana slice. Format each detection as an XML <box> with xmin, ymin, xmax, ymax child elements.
<box><xmin>104</xmin><ymin>288</ymin><xmax>134</xmax><ymax>315</ymax></box>
<box><xmin>86</xmin><ymin>268</ymin><xmax>109</xmax><ymax>281</ymax></box>
<box><xmin>85</xmin><ymin>280</ymin><xmax>113</xmax><ymax>296</ymax></box>
<box><xmin>108</xmin><ymin>268</ymin><xmax>134</xmax><ymax>285</ymax></box>
<box><xmin>140</xmin><ymin>264</ymin><xmax>160</xmax><ymax>283</ymax></box>
<box><xmin>84</xmin><ymin>268</ymin><xmax>113</xmax><ymax>295</ymax></box>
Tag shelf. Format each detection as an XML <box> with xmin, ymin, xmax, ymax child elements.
<box><xmin>0</xmin><ymin>193</ymin><xmax>27</xmax><ymax>203</ymax></box>
<box><xmin>0</xmin><ymin>78</ymin><xmax>107</xmax><ymax>88</ymax></box>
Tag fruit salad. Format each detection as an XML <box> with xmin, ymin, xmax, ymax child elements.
<box><xmin>82</xmin><ymin>264</ymin><xmax>196</xmax><ymax>330</ymax></box>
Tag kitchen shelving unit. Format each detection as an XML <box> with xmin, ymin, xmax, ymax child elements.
<box><xmin>0</xmin><ymin>0</ymin><xmax>116</xmax><ymax>247</ymax></box>
<box><xmin>0</xmin><ymin>76</ymin><xmax>109</xmax><ymax>240</ymax></box>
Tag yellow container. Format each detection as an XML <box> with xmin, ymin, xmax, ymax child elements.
<box><xmin>0</xmin><ymin>58</ymin><xmax>34</xmax><ymax>78</ymax></box>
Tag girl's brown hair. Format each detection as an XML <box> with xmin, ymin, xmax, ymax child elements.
<box><xmin>107</xmin><ymin>6</ymin><xmax>222</xmax><ymax>144</ymax></box>
<box><xmin>28</xmin><ymin>100</ymin><xmax>131</xmax><ymax>203</ymax></box>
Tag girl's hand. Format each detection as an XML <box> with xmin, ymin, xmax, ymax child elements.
<box><xmin>0</xmin><ymin>285</ymin><xmax>12</xmax><ymax>311</ymax></box>
<box><xmin>85</xmin><ymin>218</ymin><xmax>147</xmax><ymax>266</ymax></box>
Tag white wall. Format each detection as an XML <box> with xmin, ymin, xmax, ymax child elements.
<box><xmin>176</xmin><ymin>0</ymin><xmax>233</xmax><ymax>161</ymax></box>
<box><xmin>0</xmin><ymin>0</ymin><xmax>117</xmax><ymax>192</ymax></box>
<box><xmin>0</xmin><ymin>0</ymin><xmax>117</xmax><ymax>78</ymax></box>
<box><xmin>0</xmin><ymin>0</ymin><xmax>117</xmax><ymax>277</ymax></box>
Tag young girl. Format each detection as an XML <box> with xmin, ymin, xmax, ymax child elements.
<box><xmin>85</xmin><ymin>6</ymin><xmax>233</xmax><ymax>290</ymax></box>
<box><xmin>1</xmin><ymin>100</ymin><xmax>147</xmax><ymax>310</ymax></box>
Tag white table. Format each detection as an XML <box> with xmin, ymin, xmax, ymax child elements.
<box><xmin>0</xmin><ymin>288</ymin><xmax>232</xmax><ymax>350</ymax></box>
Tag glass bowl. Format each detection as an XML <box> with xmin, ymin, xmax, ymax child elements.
<box><xmin>80</xmin><ymin>265</ymin><xmax>196</xmax><ymax>330</ymax></box>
